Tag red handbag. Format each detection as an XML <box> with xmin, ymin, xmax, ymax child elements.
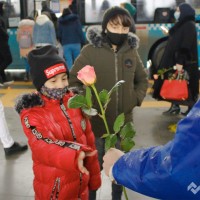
<box><xmin>160</xmin><ymin>79</ymin><xmax>188</xmax><ymax>100</ymax></box>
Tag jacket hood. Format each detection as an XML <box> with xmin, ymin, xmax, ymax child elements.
<box><xmin>36</xmin><ymin>14</ymin><xmax>50</xmax><ymax>25</ymax></box>
<box><xmin>18</xmin><ymin>19</ymin><xmax>35</xmax><ymax>27</ymax></box>
<box><xmin>15</xmin><ymin>93</ymin><xmax>44</xmax><ymax>114</ymax></box>
<box><xmin>86</xmin><ymin>25</ymin><xmax>139</xmax><ymax>49</ymax></box>
<box><xmin>15</xmin><ymin>88</ymin><xmax>79</xmax><ymax>114</ymax></box>
<box><xmin>59</xmin><ymin>14</ymin><xmax>78</xmax><ymax>24</ymax></box>
<box><xmin>179</xmin><ymin>3</ymin><xmax>195</xmax><ymax>21</ymax></box>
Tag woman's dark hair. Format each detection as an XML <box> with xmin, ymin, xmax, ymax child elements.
<box><xmin>25</xmin><ymin>16</ymin><xmax>34</xmax><ymax>21</ymax></box>
<box><xmin>0</xmin><ymin>1</ymin><xmax>4</xmax><ymax>16</ymax></box>
<box><xmin>42</xmin><ymin>11</ymin><xmax>52</xmax><ymax>20</ymax></box>
<box><xmin>62</xmin><ymin>8</ymin><xmax>72</xmax><ymax>16</ymax></box>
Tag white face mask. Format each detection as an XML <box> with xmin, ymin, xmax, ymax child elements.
<box><xmin>174</xmin><ymin>11</ymin><xmax>180</xmax><ymax>21</ymax></box>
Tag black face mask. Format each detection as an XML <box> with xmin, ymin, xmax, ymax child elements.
<box><xmin>106</xmin><ymin>30</ymin><xmax>128</xmax><ymax>46</ymax></box>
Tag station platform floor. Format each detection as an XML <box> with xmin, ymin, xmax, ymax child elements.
<box><xmin>0</xmin><ymin>81</ymin><xmax>186</xmax><ymax>200</ymax></box>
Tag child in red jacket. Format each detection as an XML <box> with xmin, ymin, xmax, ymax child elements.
<box><xmin>15</xmin><ymin>45</ymin><xmax>101</xmax><ymax>200</ymax></box>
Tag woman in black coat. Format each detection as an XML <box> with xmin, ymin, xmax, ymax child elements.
<box><xmin>152</xmin><ymin>3</ymin><xmax>199</xmax><ymax>115</ymax></box>
<box><xmin>0</xmin><ymin>2</ymin><xmax>13</xmax><ymax>86</ymax></box>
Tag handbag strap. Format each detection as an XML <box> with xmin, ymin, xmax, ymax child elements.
<box><xmin>169</xmin><ymin>70</ymin><xmax>189</xmax><ymax>81</ymax></box>
<box><xmin>177</xmin><ymin>70</ymin><xmax>189</xmax><ymax>81</ymax></box>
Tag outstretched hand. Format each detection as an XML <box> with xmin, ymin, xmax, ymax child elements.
<box><xmin>103</xmin><ymin>148</ymin><xmax>124</xmax><ymax>176</ymax></box>
<box><xmin>78</xmin><ymin>150</ymin><xmax>97</xmax><ymax>175</ymax></box>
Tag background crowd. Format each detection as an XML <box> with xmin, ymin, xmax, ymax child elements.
<box><xmin>0</xmin><ymin>0</ymin><xmax>199</xmax><ymax>200</ymax></box>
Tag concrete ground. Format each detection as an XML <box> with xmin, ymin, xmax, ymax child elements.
<box><xmin>0</xmin><ymin>82</ymin><xmax>185</xmax><ymax>200</ymax></box>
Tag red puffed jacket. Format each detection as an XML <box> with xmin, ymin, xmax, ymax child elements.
<box><xmin>15</xmin><ymin>90</ymin><xmax>101</xmax><ymax>200</ymax></box>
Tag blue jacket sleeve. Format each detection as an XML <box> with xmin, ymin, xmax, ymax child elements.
<box><xmin>113</xmin><ymin>100</ymin><xmax>200</xmax><ymax>200</ymax></box>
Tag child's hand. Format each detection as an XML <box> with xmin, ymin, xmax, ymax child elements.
<box><xmin>78</xmin><ymin>150</ymin><xmax>97</xmax><ymax>175</ymax></box>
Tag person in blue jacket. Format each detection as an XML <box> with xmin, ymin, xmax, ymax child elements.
<box><xmin>103</xmin><ymin>100</ymin><xmax>200</xmax><ymax>199</ymax></box>
<box><xmin>57</xmin><ymin>7</ymin><xmax>85</xmax><ymax>70</ymax></box>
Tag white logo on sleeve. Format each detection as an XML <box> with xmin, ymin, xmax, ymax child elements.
<box><xmin>188</xmin><ymin>182</ymin><xmax>200</xmax><ymax>194</ymax></box>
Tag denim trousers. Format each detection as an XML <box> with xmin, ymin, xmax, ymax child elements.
<box><xmin>89</xmin><ymin>137</ymin><xmax>122</xmax><ymax>200</ymax></box>
<box><xmin>23</xmin><ymin>57</ymin><xmax>30</xmax><ymax>73</ymax></box>
<box><xmin>63</xmin><ymin>43</ymin><xmax>81</xmax><ymax>70</ymax></box>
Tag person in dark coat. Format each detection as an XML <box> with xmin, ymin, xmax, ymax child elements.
<box><xmin>57</xmin><ymin>7</ymin><xmax>85</xmax><ymax>70</ymax></box>
<box><xmin>0</xmin><ymin>1</ymin><xmax>13</xmax><ymax>86</ymax></box>
<box><xmin>69</xmin><ymin>7</ymin><xmax>148</xmax><ymax>200</ymax></box>
<box><xmin>69</xmin><ymin>0</ymin><xmax>78</xmax><ymax>14</ymax></box>
<box><xmin>152</xmin><ymin>3</ymin><xmax>199</xmax><ymax>115</ymax></box>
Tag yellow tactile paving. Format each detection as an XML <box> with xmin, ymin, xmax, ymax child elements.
<box><xmin>0</xmin><ymin>80</ymin><xmax>180</xmax><ymax>108</ymax></box>
<box><xmin>0</xmin><ymin>88</ymin><xmax>35</xmax><ymax>107</ymax></box>
<box><xmin>0</xmin><ymin>81</ymin><xmax>35</xmax><ymax>107</ymax></box>
<box><xmin>142</xmin><ymin>101</ymin><xmax>171</xmax><ymax>107</ymax></box>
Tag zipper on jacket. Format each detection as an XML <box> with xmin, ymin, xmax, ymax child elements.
<box><xmin>78</xmin><ymin>173</ymin><xmax>83</xmax><ymax>200</ymax></box>
<box><xmin>50</xmin><ymin>177</ymin><xmax>60</xmax><ymax>200</ymax></box>
<box><xmin>60</xmin><ymin>100</ymin><xmax>77</xmax><ymax>141</ymax></box>
<box><xmin>114</xmin><ymin>52</ymin><xmax>119</xmax><ymax>117</ymax></box>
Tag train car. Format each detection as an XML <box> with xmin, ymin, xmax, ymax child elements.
<box><xmin>3</xmin><ymin>0</ymin><xmax>63</xmax><ymax>78</ymax></box>
<box><xmin>1</xmin><ymin>0</ymin><xmax>35</xmax><ymax>72</ymax></box>
<box><xmin>76</xmin><ymin>0</ymin><xmax>200</xmax><ymax>78</ymax></box>
<box><xmin>3</xmin><ymin>0</ymin><xmax>200</xmax><ymax>80</ymax></box>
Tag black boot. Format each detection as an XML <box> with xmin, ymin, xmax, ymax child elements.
<box><xmin>181</xmin><ymin>106</ymin><xmax>191</xmax><ymax>116</ymax></box>
<box><xmin>0</xmin><ymin>76</ymin><xmax>4</xmax><ymax>86</ymax></box>
<box><xmin>4</xmin><ymin>142</ymin><xmax>28</xmax><ymax>156</ymax></box>
<box><xmin>112</xmin><ymin>183</ymin><xmax>123</xmax><ymax>200</ymax></box>
<box><xmin>163</xmin><ymin>104</ymin><xmax>180</xmax><ymax>115</ymax></box>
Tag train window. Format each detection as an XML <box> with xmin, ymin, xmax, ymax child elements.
<box><xmin>154</xmin><ymin>8</ymin><xmax>173</xmax><ymax>23</ymax></box>
<box><xmin>134</xmin><ymin>0</ymin><xmax>200</xmax><ymax>23</ymax></box>
<box><xmin>2</xmin><ymin>0</ymin><xmax>21</xmax><ymax>27</ymax></box>
<box><xmin>135</xmin><ymin>0</ymin><xmax>176</xmax><ymax>23</ymax></box>
<box><xmin>84</xmin><ymin>0</ymin><xmax>131</xmax><ymax>24</ymax></box>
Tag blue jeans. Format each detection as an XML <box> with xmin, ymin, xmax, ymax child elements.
<box><xmin>23</xmin><ymin>57</ymin><xmax>30</xmax><ymax>73</ymax></box>
<box><xmin>63</xmin><ymin>43</ymin><xmax>81</xmax><ymax>70</ymax></box>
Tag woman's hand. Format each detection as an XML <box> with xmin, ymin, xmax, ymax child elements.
<box><xmin>176</xmin><ymin>64</ymin><xmax>183</xmax><ymax>71</ymax></box>
<box><xmin>103</xmin><ymin>148</ymin><xmax>124</xmax><ymax>176</ymax></box>
<box><xmin>153</xmin><ymin>74</ymin><xmax>159</xmax><ymax>80</ymax></box>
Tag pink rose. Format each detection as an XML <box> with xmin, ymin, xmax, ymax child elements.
<box><xmin>77</xmin><ymin>65</ymin><xmax>96</xmax><ymax>86</ymax></box>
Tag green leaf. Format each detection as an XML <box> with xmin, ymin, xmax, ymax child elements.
<box><xmin>85</xmin><ymin>87</ymin><xmax>92</xmax><ymax>108</ymax></box>
<box><xmin>105</xmin><ymin>134</ymin><xmax>117</xmax><ymax>151</ymax></box>
<box><xmin>108</xmin><ymin>80</ymin><xmax>125</xmax><ymax>97</ymax></box>
<box><xmin>82</xmin><ymin>107</ymin><xmax>98</xmax><ymax>116</ymax></box>
<box><xmin>120</xmin><ymin>122</ymin><xmax>136</xmax><ymax>139</ymax></box>
<box><xmin>68</xmin><ymin>95</ymin><xmax>87</xmax><ymax>108</ymax></box>
<box><xmin>121</xmin><ymin>138</ymin><xmax>135</xmax><ymax>152</ymax></box>
<box><xmin>113</xmin><ymin>113</ymin><xmax>125</xmax><ymax>133</ymax></box>
<box><xmin>157</xmin><ymin>69</ymin><xmax>164</xmax><ymax>75</ymax></box>
<box><xmin>99</xmin><ymin>89</ymin><xmax>109</xmax><ymax>105</ymax></box>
